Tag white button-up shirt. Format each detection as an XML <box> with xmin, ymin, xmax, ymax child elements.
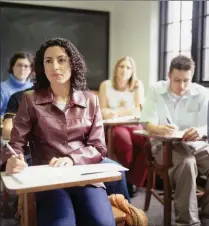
<box><xmin>140</xmin><ymin>80</ymin><xmax>209</xmax><ymax>151</ymax></box>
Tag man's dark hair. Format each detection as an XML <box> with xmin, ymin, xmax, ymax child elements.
<box><xmin>169</xmin><ymin>55</ymin><xmax>195</xmax><ymax>73</ymax></box>
<box><xmin>34</xmin><ymin>38</ymin><xmax>88</xmax><ymax>91</ymax></box>
<box><xmin>8</xmin><ymin>52</ymin><xmax>34</xmax><ymax>74</ymax></box>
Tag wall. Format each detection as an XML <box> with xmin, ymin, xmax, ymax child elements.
<box><xmin>1</xmin><ymin>0</ymin><xmax>159</xmax><ymax>92</ymax></box>
<box><xmin>111</xmin><ymin>1</ymin><xmax>159</xmax><ymax>91</ymax></box>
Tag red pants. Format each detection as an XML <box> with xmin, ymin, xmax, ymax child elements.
<box><xmin>112</xmin><ymin>125</ymin><xmax>147</xmax><ymax>188</ymax></box>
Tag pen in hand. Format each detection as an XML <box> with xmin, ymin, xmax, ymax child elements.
<box><xmin>1</xmin><ymin>139</ymin><xmax>18</xmax><ymax>157</ymax></box>
<box><xmin>1</xmin><ymin>139</ymin><xmax>28</xmax><ymax>174</ymax></box>
<box><xmin>166</xmin><ymin>117</ymin><xmax>171</xmax><ymax>124</ymax></box>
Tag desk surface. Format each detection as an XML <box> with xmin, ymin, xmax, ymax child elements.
<box><xmin>133</xmin><ymin>129</ymin><xmax>182</xmax><ymax>141</ymax></box>
<box><xmin>1</xmin><ymin>171</ymin><xmax>122</xmax><ymax>194</ymax></box>
<box><xmin>103</xmin><ymin>116</ymin><xmax>140</xmax><ymax>126</ymax></box>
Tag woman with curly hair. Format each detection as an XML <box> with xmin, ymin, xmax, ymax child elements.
<box><xmin>99</xmin><ymin>56</ymin><xmax>147</xmax><ymax>196</ymax></box>
<box><xmin>2</xmin><ymin>38</ymin><xmax>116</xmax><ymax>226</ymax></box>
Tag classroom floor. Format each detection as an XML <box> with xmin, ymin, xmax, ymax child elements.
<box><xmin>1</xmin><ymin>188</ymin><xmax>174</xmax><ymax>226</ymax></box>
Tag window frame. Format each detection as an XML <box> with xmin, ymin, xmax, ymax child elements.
<box><xmin>158</xmin><ymin>1</ymin><xmax>208</xmax><ymax>87</ymax></box>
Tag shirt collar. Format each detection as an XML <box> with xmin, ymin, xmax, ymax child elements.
<box><xmin>35</xmin><ymin>87</ymin><xmax>87</xmax><ymax>108</ymax></box>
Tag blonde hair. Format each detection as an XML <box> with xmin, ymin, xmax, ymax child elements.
<box><xmin>112</xmin><ymin>56</ymin><xmax>137</xmax><ymax>91</ymax></box>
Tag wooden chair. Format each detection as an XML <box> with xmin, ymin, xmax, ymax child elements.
<box><xmin>143</xmin><ymin>138</ymin><xmax>204</xmax><ymax>226</ymax></box>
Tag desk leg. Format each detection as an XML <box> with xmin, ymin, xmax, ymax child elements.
<box><xmin>107</xmin><ymin>127</ymin><xmax>113</xmax><ymax>159</ymax></box>
<box><xmin>22</xmin><ymin>193</ymin><xmax>37</xmax><ymax>226</ymax></box>
<box><xmin>163</xmin><ymin>141</ymin><xmax>172</xmax><ymax>226</ymax></box>
<box><xmin>2</xmin><ymin>189</ymin><xmax>10</xmax><ymax>217</ymax></box>
<box><xmin>107</xmin><ymin>127</ymin><xmax>117</xmax><ymax>161</ymax></box>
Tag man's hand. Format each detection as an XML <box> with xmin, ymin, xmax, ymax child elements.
<box><xmin>49</xmin><ymin>157</ymin><xmax>73</xmax><ymax>167</ymax></box>
<box><xmin>155</xmin><ymin>124</ymin><xmax>176</xmax><ymax>136</ymax></box>
<box><xmin>182</xmin><ymin>128</ymin><xmax>200</xmax><ymax>141</ymax></box>
<box><xmin>6</xmin><ymin>154</ymin><xmax>28</xmax><ymax>174</ymax></box>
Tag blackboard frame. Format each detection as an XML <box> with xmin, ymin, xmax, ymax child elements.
<box><xmin>0</xmin><ymin>1</ymin><xmax>110</xmax><ymax>90</ymax></box>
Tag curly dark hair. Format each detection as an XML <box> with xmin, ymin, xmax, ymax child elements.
<box><xmin>34</xmin><ymin>38</ymin><xmax>88</xmax><ymax>90</ymax></box>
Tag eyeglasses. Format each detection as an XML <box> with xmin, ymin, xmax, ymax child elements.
<box><xmin>16</xmin><ymin>63</ymin><xmax>31</xmax><ymax>69</ymax></box>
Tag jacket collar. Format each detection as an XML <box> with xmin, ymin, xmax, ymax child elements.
<box><xmin>35</xmin><ymin>87</ymin><xmax>87</xmax><ymax>108</ymax></box>
<box><xmin>71</xmin><ymin>88</ymin><xmax>87</xmax><ymax>108</ymax></box>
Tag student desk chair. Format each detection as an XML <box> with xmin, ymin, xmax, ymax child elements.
<box><xmin>133</xmin><ymin>130</ymin><xmax>204</xmax><ymax>226</ymax></box>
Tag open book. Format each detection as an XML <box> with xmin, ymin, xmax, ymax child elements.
<box><xmin>11</xmin><ymin>163</ymin><xmax>128</xmax><ymax>186</ymax></box>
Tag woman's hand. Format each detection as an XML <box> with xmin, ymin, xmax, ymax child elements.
<box><xmin>116</xmin><ymin>108</ymin><xmax>132</xmax><ymax>117</ymax></box>
<box><xmin>49</xmin><ymin>157</ymin><xmax>73</xmax><ymax>167</ymax></box>
<box><xmin>6</xmin><ymin>154</ymin><xmax>28</xmax><ymax>174</ymax></box>
<box><xmin>102</xmin><ymin>110</ymin><xmax>118</xmax><ymax>119</ymax></box>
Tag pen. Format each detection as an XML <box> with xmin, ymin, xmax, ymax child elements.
<box><xmin>1</xmin><ymin>139</ymin><xmax>18</xmax><ymax>157</ymax></box>
<box><xmin>81</xmin><ymin>171</ymin><xmax>102</xmax><ymax>176</ymax></box>
<box><xmin>166</xmin><ymin>117</ymin><xmax>171</xmax><ymax>124</ymax></box>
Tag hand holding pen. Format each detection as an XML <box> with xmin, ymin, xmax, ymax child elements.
<box><xmin>155</xmin><ymin>118</ymin><xmax>176</xmax><ymax>136</ymax></box>
<box><xmin>1</xmin><ymin>139</ymin><xmax>28</xmax><ymax>174</ymax></box>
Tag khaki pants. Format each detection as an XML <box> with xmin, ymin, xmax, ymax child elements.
<box><xmin>153</xmin><ymin>143</ymin><xmax>209</xmax><ymax>226</ymax></box>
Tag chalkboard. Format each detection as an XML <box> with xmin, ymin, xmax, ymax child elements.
<box><xmin>0</xmin><ymin>2</ymin><xmax>109</xmax><ymax>90</ymax></box>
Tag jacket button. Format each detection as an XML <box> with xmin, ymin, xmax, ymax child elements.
<box><xmin>69</xmin><ymin>102</ymin><xmax>74</xmax><ymax>107</ymax></box>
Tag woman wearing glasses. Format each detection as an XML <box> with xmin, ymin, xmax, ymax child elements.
<box><xmin>0</xmin><ymin>52</ymin><xmax>34</xmax><ymax>116</ymax></box>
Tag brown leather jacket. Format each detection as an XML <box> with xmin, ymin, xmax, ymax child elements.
<box><xmin>2</xmin><ymin>88</ymin><xmax>107</xmax><ymax>166</ymax></box>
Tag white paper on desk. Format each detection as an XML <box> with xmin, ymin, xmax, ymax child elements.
<box><xmin>103</xmin><ymin>116</ymin><xmax>139</xmax><ymax>124</ymax></box>
<box><xmin>133</xmin><ymin>129</ymin><xmax>185</xmax><ymax>139</ymax></box>
<box><xmin>171</xmin><ymin>130</ymin><xmax>185</xmax><ymax>138</ymax></box>
<box><xmin>11</xmin><ymin>163</ymin><xmax>128</xmax><ymax>186</ymax></box>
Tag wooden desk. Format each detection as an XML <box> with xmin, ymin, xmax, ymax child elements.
<box><xmin>133</xmin><ymin>130</ymin><xmax>182</xmax><ymax>167</ymax></box>
<box><xmin>103</xmin><ymin>117</ymin><xmax>140</xmax><ymax>160</ymax></box>
<box><xmin>133</xmin><ymin>130</ymin><xmax>182</xmax><ymax>226</ymax></box>
<box><xmin>1</xmin><ymin>170</ymin><xmax>122</xmax><ymax>226</ymax></box>
<box><xmin>103</xmin><ymin>116</ymin><xmax>140</xmax><ymax>127</ymax></box>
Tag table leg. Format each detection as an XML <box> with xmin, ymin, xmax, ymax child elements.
<box><xmin>107</xmin><ymin>127</ymin><xmax>117</xmax><ymax>161</ymax></box>
<box><xmin>163</xmin><ymin>141</ymin><xmax>173</xmax><ymax>226</ymax></box>
<box><xmin>22</xmin><ymin>193</ymin><xmax>37</xmax><ymax>226</ymax></box>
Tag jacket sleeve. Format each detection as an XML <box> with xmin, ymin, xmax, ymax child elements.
<box><xmin>3</xmin><ymin>93</ymin><xmax>20</xmax><ymax>119</ymax></box>
<box><xmin>1</xmin><ymin>93</ymin><xmax>33</xmax><ymax>164</ymax></box>
<box><xmin>68</xmin><ymin>96</ymin><xmax>107</xmax><ymax>165</ymax></box>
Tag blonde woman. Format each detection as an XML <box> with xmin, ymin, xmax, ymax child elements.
<box><xmin>99</xmin><ymin>56</ymin><xmax>144</xmax><ymax>119</ymax></box>
<box><xmin>99</xmin><ymin>56</ymin><xmax>147</xmax><ymax>196</ymax></box>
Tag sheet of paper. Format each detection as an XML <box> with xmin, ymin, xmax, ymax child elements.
<box><xmin>133</xmin><ymin>129</ymin><xmax>185</xmax><ymax>139</ymax></box>
<box><xmin>103</xmin><ymin>116</ymin><xmax>139</xmax><ymax>124</ymax></box>
<box><xmin>11</xmin><ymin>163</ymin><xmax>128</xmax><ymax>186</ymax></box>
<box><xmin>171</xmin><ymin>130</ymin><xmax>185</xmax><ymax>138</ymax></box>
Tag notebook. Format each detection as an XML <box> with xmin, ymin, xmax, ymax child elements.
<box><xmin>11</xmin><ymin>163</ymin><xmax>128</xmax><ymax>186</ymax></box>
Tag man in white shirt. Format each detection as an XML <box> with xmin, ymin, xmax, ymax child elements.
<box><xmin>140</xmin><ymin>55</ymin><xmax>209</xmax><ymax>226</ymax></box>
